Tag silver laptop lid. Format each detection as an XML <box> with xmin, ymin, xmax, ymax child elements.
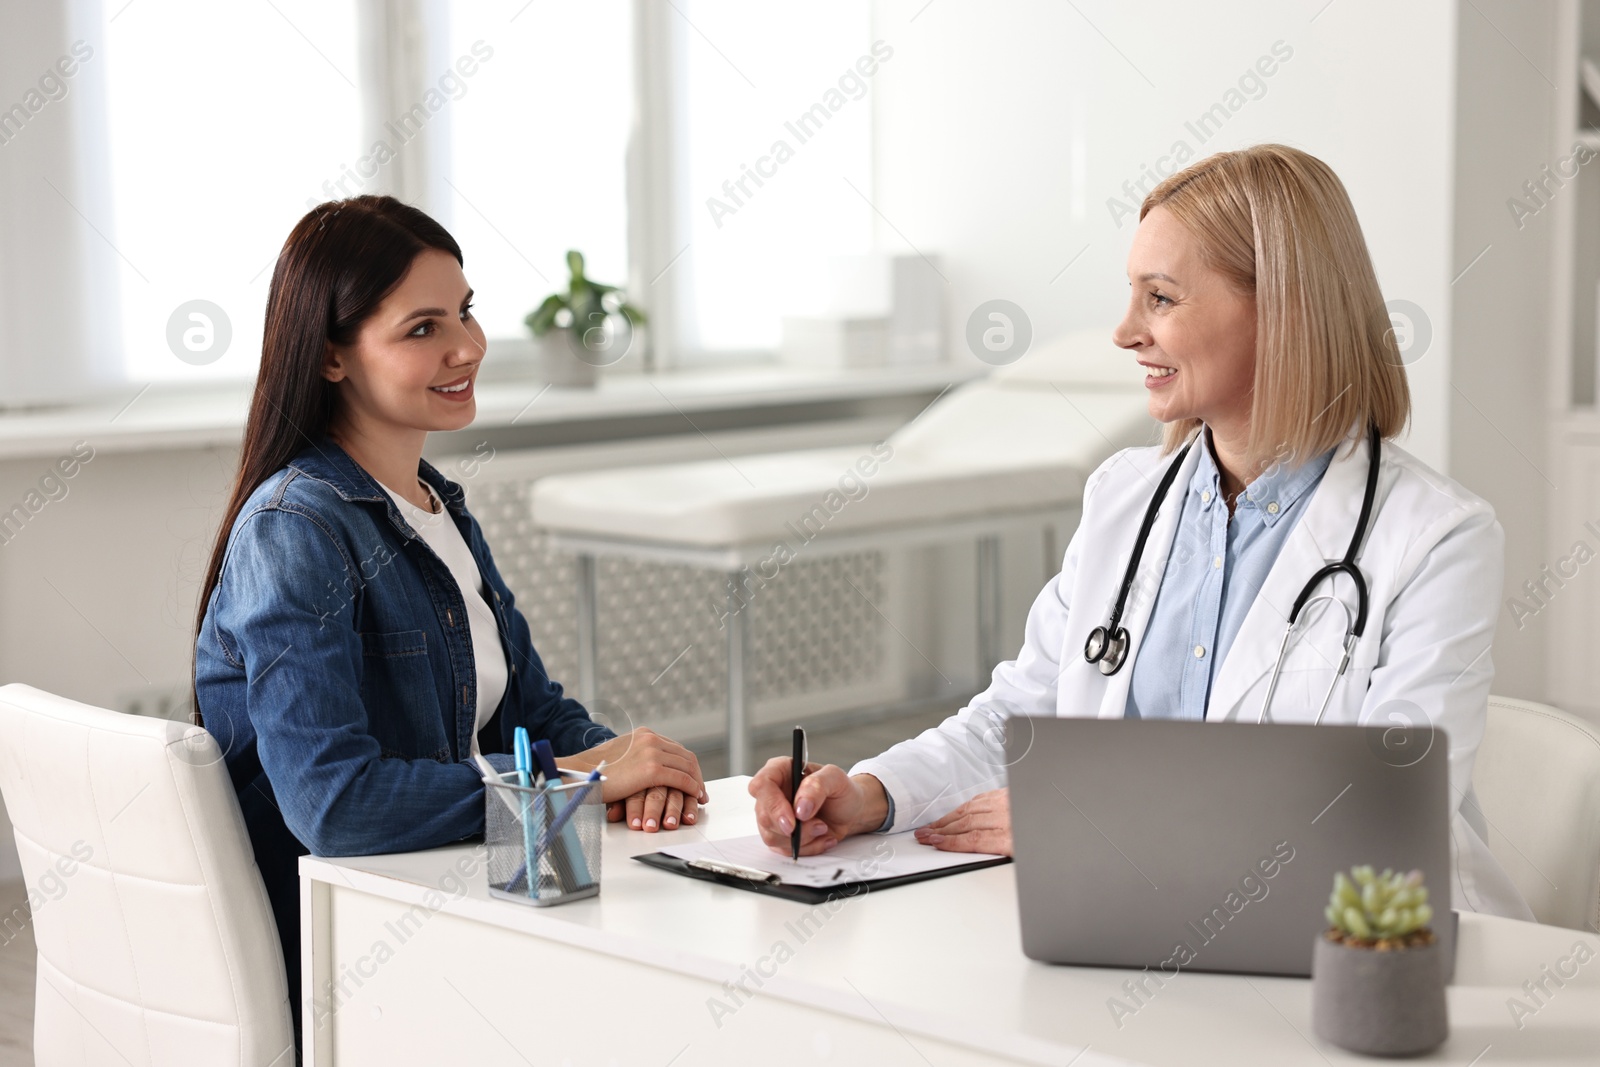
<box><xmin>1006</xmin><ymin>719</ymin><xmax>1450</xmax><ymax>977</ymax></box>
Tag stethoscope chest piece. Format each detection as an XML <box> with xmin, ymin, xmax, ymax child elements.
<box><xmin>1084</xmin><ymin>625</ymin><xmax>1130</xmax><ymax>675</ymax></box>
<box><xmin>1081</xmin><ymin>435</ymin><xmax>1199</xmax><ymax>679</ymax></box>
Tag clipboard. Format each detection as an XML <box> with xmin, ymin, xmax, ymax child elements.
<box><xmin>634</xmin><ymin>850</ymin><xmax>1011</xmax><ymax>905</ymax></box>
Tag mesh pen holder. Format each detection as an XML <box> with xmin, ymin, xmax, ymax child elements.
<box><xmin>484</xmin><ymin>768</ymin><xmax>605</xmax><ymax>906</ymax></box>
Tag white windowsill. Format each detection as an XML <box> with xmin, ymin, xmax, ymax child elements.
<box><xmin>0</xmin><ymin>363</ymin><xmax>977</xmax><ymax>462</ymax></box>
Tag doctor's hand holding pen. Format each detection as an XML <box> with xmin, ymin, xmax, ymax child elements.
<box><xmin>750</xmin><ymin>758</ymin><xmax>1015</xmax><ymax>857</ymax></box>
<box><xmin>749</xmin><ymin>760</ymin><xmax>885</xmax><ymax>856</ymax></box>
<box><xmin>560</xmin><ymin>727</ymin><xmax>708</xmax><ymax>833</ymax></box>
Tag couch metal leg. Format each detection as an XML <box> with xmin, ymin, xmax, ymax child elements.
<box><xmin>576</xmin><ymin>553</ymin><xmax>598</xmax><ymax>706</ymax></box>
<box><xmin>977</xmin><ymin>534</ymin><xmax>1002</xmax><ymax>682</ymax></box>
<box><xmin>726</xmin><ymin>575</ymin><xmax>752</xmax><ymax>776</ymax></box>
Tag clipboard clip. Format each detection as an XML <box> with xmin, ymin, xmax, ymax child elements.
<box><xmin>687</xmin><ymin>858</ymin><xmax>781</xmax><ymax>885</ymax></box>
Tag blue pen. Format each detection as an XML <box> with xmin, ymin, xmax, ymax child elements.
<box><xmin>534</xmin><ymin>765</ymin><xmax>604</xmax><ymax>857</ymax></box>
<box><xmin>531</xmin><ymin>738</ymin><xmax>560</xmax><ymax>781</ymax></box>
<box><xmin>512</xmin><ymin>727</ymin><xmax>542</xmax><ymax>898</ymax></box>
<box><xmin>531</xmin><ymin>739</ymin><xmax>593</xmax><ymax>886</ymax></box>
<box><xmin>509</xmin><ymin>763</ymin><xmax>605</xmax><ymax>892</ymax></box>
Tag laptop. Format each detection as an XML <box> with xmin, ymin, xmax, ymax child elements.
<box><xmin>1005</xmin><ymin>718</ymin><xmax>1453</xmax><ymax>978</ymax></box>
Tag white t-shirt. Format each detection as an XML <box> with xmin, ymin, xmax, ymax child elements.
<box><xmin>380</xmin><ymin>478</ymin><xmax>508</xmax><ymax>758</ymax></box>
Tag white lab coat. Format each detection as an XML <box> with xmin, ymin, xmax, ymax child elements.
<box><xmin>853</xmin><ymin>424</ymin><xmax>1535</xmax><ymax>920</ymax></box>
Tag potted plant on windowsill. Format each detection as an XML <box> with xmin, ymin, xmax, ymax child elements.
<box><xmin>1312</xmin><ymin>866</ymin><xmax>1447</xmax><ymax>1057</ymax></box>
<box><xmin>524</xmin><ymin>250</ymin><xmax>646</xmax><ymax>388</ymax></box>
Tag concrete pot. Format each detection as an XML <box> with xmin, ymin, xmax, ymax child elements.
<box><xmin>1311</xmin><ymin>933</ymin><xmax>1447</xmax><ymax>1057</ymax></box>
<box><xmin>534</xmin><ymin>328</ymin><xmax>599</xmax><ymax>388</ymax></box>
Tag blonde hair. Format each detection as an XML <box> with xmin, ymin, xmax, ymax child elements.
<box><xmin>1140</xmin><ymin>144</ymin><xmax>1409</xmax><ymax>469</ymax></box>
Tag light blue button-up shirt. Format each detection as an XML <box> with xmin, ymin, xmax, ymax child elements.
<box><xmin>872</xmin><ymin>428</ymin><xmax>1334</xmax><ymax>829</ymax></box>
<box><xmin>1125</xmin><ymin>428</ymin><xmax>1335</xmax><ymax>720</ymax></box>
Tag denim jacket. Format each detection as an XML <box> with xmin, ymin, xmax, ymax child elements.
<box><xmin>195</xmin><ymin>436</ymin><xmax>611</xmax><ymax>1013</ymax></box>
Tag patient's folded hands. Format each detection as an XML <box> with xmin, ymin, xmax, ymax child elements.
<box><xmin>606</xmin><ymin>787</ymin><xmax>697</xmax><ymax>831</ymax></box>
<box><xmin>562</xmin><ymin>726</ymin><xmax>707</xmax><ymax>832</ymax></box>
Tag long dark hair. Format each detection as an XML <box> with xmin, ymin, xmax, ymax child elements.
<box><xmin>190</xmin><ymin>195</ymin><xmax>463</xmax><ymax>725</ymax></box>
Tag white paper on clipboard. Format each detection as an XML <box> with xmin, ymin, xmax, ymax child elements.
<box><xmin>656</xmin><ymin>831</ymin><xmax>1004</xmax><ymax>889</ymax></box>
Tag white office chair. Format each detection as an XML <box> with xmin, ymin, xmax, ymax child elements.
<box><xmin>0</xmin><ymin>683</ymin><xmax>294</xmax><ymax>1066</ymax></box>
<box><xmin>1471</xmin><ymin>695</ymin><xmax>1600</xmax><ymax>932</ymax></box>
<box><xmin>532</xmin><ymin>328</ymin><xmax>1155</xmax><ymax>773</ymax></box>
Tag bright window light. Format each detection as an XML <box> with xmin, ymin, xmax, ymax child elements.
<box><xmin>104</xmin><ymin>1</ymin><xmax>361</xmax><ymax>382</ymax></box>
<box><xmin>675</xmin><ymin>0</ymin><xmax>876</xmax><ymax>356</ymax></box>
<box><xmin>437</xmin><ymin>0</ymin><xmax>633</xmax><ymax>342</ymax></box>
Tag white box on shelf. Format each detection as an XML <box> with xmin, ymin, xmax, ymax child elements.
<box><xmin>779</xmin><ymin>253</ymin><xmax>945</xmax><ymax>368</ymax></box>
<box><xmin>780</xmin><ymin>316</ymin><xmax>891</xmax><ymax>368</ymax></box>
<box><xmin>890</xmin><ymin>253</ymin><xmax>945</xmax><ymax>365</ymax></box>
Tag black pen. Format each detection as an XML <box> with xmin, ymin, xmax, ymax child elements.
<box><xmin>791</xmin><ymin>726</ymin><xmax>807</xmax><ymax>861</ymax></box>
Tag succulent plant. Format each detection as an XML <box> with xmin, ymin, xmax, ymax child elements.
<box><xmin>1325</xmin><ymin>866</ymin><xmax>1433</xmax><ymax>946</ymax></box>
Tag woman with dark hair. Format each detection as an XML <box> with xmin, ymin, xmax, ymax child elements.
<box><xmin>193</xmin><ymin>196</ymin><xmax>705</xmax><ymax>1038</ymax></box>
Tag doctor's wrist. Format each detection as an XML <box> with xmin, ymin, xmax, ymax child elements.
<box><xmin>848</xmin><ymin>773</ymin><xmax>890</xmax><ymax>836</ymax></box>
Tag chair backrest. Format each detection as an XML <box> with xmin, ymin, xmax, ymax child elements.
<box><xmin>0</xmin><ymin>683</ymin><xmax>293</xmax><ymax>1066</ymax></box>
<box><xmin>1473</xmin><ymin>695</ymin><xmax>1600</xmax><ymax>932</ymax></box>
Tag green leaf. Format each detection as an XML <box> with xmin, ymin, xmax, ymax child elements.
<box><xmin>529</xmin><ymin>250</ymin><xmax>642</xmax><ymax>340</ymax></box>
<box><xmin>524</xmin><ymin>294</ymin><xmax>568</xmax><ymax>336</ymax></box>
<box><xmin>570</xmin><ymin>303</ymin><xmax>609</xmax><ymax>350</ymax></box>
<box><xmin>570</xmin><ymin>294</ymin><xmax>606</xmax><ymax>327</ymax></box>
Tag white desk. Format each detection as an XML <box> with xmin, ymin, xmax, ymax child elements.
<box><xmin>301</xmin><ymin>778</ymin><xmax>1600</xmax><ymax>1066</ymax></box>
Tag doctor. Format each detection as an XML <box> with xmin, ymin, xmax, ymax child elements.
<box><xmin>750</xmin><ymin>143</ymin><xmax>1532</xmax><ymax>919</ymax></box>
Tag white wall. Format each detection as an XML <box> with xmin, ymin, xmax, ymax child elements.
<box><xmin>0</xmin><ymin>445</ymin><xmax>234</xmax><ymax>882</ymax></box>
<box><xmin>871</xmin><ymin>0</ymin><xmax>1457</xmax><ymax>470</ymax></box>
<box><xmin>0</xmin><ymin>446</ymin><xmax>236</xmax><ymax>717</ymax></box>
<box><xmin>1447</xmin><ymin>0</ymin><xmax>1559</xmax><ymax>702</ymax></box>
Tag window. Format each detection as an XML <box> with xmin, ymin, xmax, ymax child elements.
<box><xmin>90</xmin><ymin>0</ymin><xmax>638</xmax><ymax>386</ymax></box>
<box><xmin>2</xmin><ymin>0</ymin><xmax>878</xmax><ymax>401</ymax></box>
<box><xmin>104</xmin><ymin>1</ymin><xmax>362</xmax><ymax>383</ymax></box>
<box><xmin>430</xmin><ymin>1</ymin><xmax>633</xmax><ymax>343</ymax></box>
<box><xmin>662</xmin><ymin>1</ymin><xmax>878</xmax><ymax>360</ymax></box>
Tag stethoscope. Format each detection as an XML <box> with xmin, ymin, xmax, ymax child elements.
<box><xmin>1083</xmin><ymin>423</ymin><xmax>1382</xmax><ymax>726</ymax></box>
